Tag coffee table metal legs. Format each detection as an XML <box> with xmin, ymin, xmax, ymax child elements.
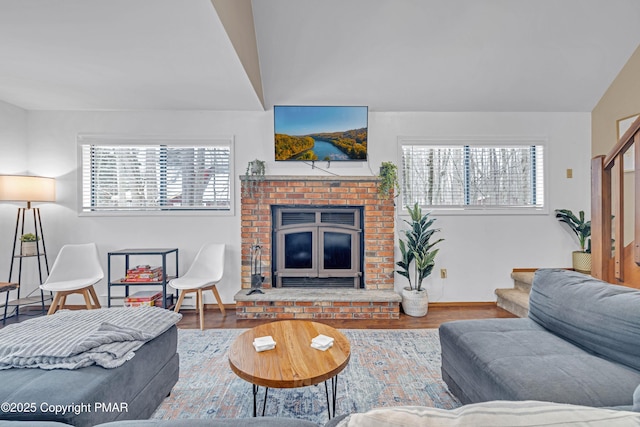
<box><xmin>252</xmin><ymin>384</ymin><xmax>269</xmax><ymax>417</ymax></box>
<box><xmin>251</xmin><ymin>375</ymin><xmax>339</xmax><ymax>419</ymax></box>
<box><xmin>324</xmin><ymin>375</ymin><xmax>338</xmax><ymax>418</ymax></box>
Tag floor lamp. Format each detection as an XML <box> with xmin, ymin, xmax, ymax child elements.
<box><xmin>0</xmin><ymin>175</ymin><xmax>56</xmax><ymax>321</ymax></box>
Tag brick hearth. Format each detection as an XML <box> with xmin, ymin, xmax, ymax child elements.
<box><xmin>234</xmin><ymin>289</ymin><xmax>401</xmax><ymax>320</ymax></box>
<box><xmin>237</xmin><ymin>176</ymin><xmax>398</xmax><ymax>319</ymax></box>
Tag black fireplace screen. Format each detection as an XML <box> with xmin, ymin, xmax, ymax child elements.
<box><xmin>273</xmin><ymin>206</ymin><xmax>363</xmax><ymax>288</ymax></box>
<box><xmin>323</xmin><ymin>232</ymin><xmax>352</xmax><ymax>270</ymax></box>
<box><xmin>284</xmin><ymin>232</ymin><xmax>313</xmax><ymax>269</ymax></box>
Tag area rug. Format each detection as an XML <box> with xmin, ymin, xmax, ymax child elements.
<box><xmin>152</xmin><ymin>329</ymin><xmax>461</xmax><ymax>424</ymax></box>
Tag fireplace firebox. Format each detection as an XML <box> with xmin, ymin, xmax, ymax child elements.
<box><xmin>272</xmin><ymin>206</ymin><xmax>363</xmax><ymax>288</ymax></box>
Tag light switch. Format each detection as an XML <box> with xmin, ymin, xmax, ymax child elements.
<box><xmin>566</xmin><ymin>168</ymin><xmax>573</xmax><ymax>178</ymax></box>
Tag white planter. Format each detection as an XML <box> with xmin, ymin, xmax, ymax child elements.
<box><xmin>21</xmin><ymin>241</ymin><xmax>38</xmax><ymax>256</ymax></box>
<box><xmin>401</xmin><ymin>287</ymin><xmax>429</xmax><ymax>317</ymax></box>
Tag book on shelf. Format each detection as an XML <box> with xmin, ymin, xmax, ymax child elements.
<box><xmin>124</xmin><ymin>291</ymin><xmax>163</xmax><ymax>302</ymax></box>
<box><xmin>127</xmin><ymin>266</ymin><xmax>162</xmax><ymax>273</ymax></box>
<box><xmin>127</xmin><ymin>265</ymin><xmax>155</xmax><ymax>272</ymax></box>
<box><xmin>124</xmin><ymin>299</ymin><xmax>157</xmax><ymax>308</ymax></box>
<box><xmin>124</xmin><ymin>266</ymin><xmax>163</xmax><ymax>282</ymax></box>
<box><xmin>123</xmin><ymin>276</ymin><xmax>163</xmax><ymax>282</ymax></box>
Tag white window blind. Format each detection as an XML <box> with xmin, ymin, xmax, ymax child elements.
<box><xmin>401</xmin><ymin>142</ymin><xmax>544</xmax><ymax>211</ymax></box>
<box><xmin>80</xmin><ymin>138</ymin><xmax>232</xmax><ymax>213</ymax></box>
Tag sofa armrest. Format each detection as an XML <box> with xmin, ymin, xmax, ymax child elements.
<box><xmin>633</xmin><ymin>385</ymin><xmax>640</xmax><ymax>412</ymax></box>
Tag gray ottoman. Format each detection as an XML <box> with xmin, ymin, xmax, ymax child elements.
<box><xmin>0</xmin><ymin>325</ymin><xmax>179</xmax><ymax>426</ymax></box>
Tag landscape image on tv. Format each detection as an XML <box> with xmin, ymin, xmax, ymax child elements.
<box><xmin>274</xmin><ymin>106</ymin><xmax>368</xmax><ymax>161</ymax></box>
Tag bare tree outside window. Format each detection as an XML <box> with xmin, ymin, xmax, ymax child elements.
<box><xmin>401</xmin><ymin>143</ymin><xmax>543</xmax><ymax>210</ymax></box>
<box><xmin>80</xmin><ymin>140</ymin><xmax>232</xmax><ymax>213</ymax></box>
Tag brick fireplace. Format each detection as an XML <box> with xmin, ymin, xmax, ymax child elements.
<box><xmin>235</xmin><ymin>176</ymin><xmax>400</xmax><ymax>319</ymax></box>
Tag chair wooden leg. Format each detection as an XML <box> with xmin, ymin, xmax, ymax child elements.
<box><xmin>174</xmin><ymin>290</ymin><xmax>187</xmax><ymax>313</ymax></box>
<box><xmin>197</xmin><ymin>289</ymin><xmax>204</xmax><ymax>330</ymax></box>
<box><xmin>48</xmin><ymin>292</ymin><xmax>62</xmax><ymax>315</ymax></box>
<box><xmin>59</xmin><ymin>294</ymin><xmax>68</xmax><ymax>310</ymax></box>
<box><xmin>211</xmin><ymin>285</ymin><xmax>226</xmax><ymax>316</ymax></box>
<box><xmin>88</xmin><ymin>286</ymin><xmax>101</xmax><ymax>309</ymax></box>
<box><xmin>81</xmin><ymin>289</ymin><xmax>93</xmax><ymax>310</ymax></box>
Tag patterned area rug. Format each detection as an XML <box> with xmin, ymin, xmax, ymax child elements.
<box><xmin>152</xmin><ymin>328</ymin><xmax>461</xmax><ymax>424</ymax></box>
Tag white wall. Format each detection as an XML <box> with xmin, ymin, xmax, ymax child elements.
<box><xmin>17</xmin><ymin>109</ymin><xmax>591</xmax><ymax>305</ymax></box>
<box><xmin>0</xmin><ymin>100</ymin><xmax>28</xmax><ymax>284</ymax></box>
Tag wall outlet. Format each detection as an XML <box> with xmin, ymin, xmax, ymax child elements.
<box><xmin>440</xmin><ymin>268</ymin><xmax>447</xmax><ymax>279</ymax></box>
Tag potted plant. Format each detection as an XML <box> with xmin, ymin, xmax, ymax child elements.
<box><xmin>20</xmin><ymin>233</ymin><xmax>40</xmax><ymax>256</ymax></box>
<box><xmin>555</xmin><ymin>209</ymin><xmax>591</xmax><ymax>273</ymax></box>
<box><xmin>377</xmin><ymin>161</ymin><xmax>399</xmax><ymax>198</ymax></box>
<box><xmin>243</xmin><ymin>159</ymin><xmax>266</xmax><ymax>197</ymax></box>
<box><xmin>396</xmin><ymin>203</ymin><xmax>444</xmax><ymax>317</ymax></box>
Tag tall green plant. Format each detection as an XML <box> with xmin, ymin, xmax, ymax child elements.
<box><xmin>555</xmin><ymin>209</ymin><xmax>591</xmax><ymax>252</ymax></box>
<box><xmin>396</xmin><ymin>203</ymin><xmax>444</xmax><ymax>291</ymax></box>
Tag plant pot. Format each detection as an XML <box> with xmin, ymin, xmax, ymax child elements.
<box><xmin>401</xmin><ymin>287</ymin><xmax>429</xmax><ymax>317</ymax></box>
<box><xmin>572</xmin><ymin>251</ymin><xmax>591</xmax><ymax>274</ymax></box>
<box><xmin>21</xmin><ymin>241</ymin><xmax>37</xmax><ymax>256</ymax></box>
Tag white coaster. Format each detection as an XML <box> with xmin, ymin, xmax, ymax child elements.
<box><xmin>312</xmin><ymin>334</ymin><xmax>334</xmax><ymax>347</ymax></box>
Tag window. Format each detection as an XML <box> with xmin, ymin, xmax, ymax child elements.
<box><xmin>79</xmin><ymin>136</ymin><xmax>233</xmax><ymax>214</ymax></box>
<box><xmin>400</xmin><ymin>138</ymin><xmax>545</xmax><ymax>213</ymax></box>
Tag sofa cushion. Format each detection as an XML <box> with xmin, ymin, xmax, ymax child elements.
<box><xmin>335</xmin><ymin>401</ymin><xmax>640</xmax><ymax>427</ymax></box>
<box><xmin>528</xmin><ymin>268</ymin><xmax>640</xmax><ymax>372</ymax></box>
<box><xmin>439</xmin><ymin>318</ymin><xmax>640</xmax><ymax>407</ymax></box>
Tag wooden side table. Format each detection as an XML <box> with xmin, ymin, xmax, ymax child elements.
<box><xmin>228</xmin><ymin>320</ymin><xmax>350</xmax><ymax>418</ymax></box>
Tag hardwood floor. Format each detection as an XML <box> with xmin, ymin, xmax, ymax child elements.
<box><xmin>1</xmin><ymin>303</ymin><xmax>516</xmax><ymax>329</ymax></box>
<box><xmin>176</xmin><ymin>303</ymin><xmax>516</xmax><ymax>329</ymax></box>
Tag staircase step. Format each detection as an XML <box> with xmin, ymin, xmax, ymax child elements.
<box><xmin>495</xmin><ymin>288</ymin><xmax>529</xmax><ymax>318</ymax></box>
<box><xmin>510</xmin><ymin>271</ymin><xmax>535</xmax><ymax>293</ymax></box>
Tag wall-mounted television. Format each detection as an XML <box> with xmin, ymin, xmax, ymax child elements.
<box><xmin>274</xmin><ymin>105</ymin><xmax>368</xmax><ymax>161</ymax></box>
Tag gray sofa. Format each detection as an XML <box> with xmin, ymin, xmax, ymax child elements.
<box><xmin>0</xmin><ymin>325</ymin><xmax>179</xmax><ymax>426</ymax></box>
<box><xmin>439</xmin><ymin>268</ymin><xmax>640</xmax><ymax>409</ymax></box>
<box><xmin>4</xmin><ymin>401</ymin><xmax>640</xmax><ymax>427</ymax></box>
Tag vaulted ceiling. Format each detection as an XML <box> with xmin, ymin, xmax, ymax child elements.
<box><xmin>1</xmin><ymin>0</ymin><xmax>639</xmax><ymax>112</ymax></box>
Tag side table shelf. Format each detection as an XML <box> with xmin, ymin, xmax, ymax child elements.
<box><xmin>107</xmin><ymin>248</ymin><xmax>179</xmax><ymax>309</ymax></box>
<box><xmin>5</xmin><ymin>240</ymin><xmax>51</xmax><ymax>324</ymax></box>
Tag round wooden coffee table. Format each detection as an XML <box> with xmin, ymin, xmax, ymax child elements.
<box><xmin>228</xmin><ymin>320</ymin><xmax>350</xmax><ymax>418</ymax></box>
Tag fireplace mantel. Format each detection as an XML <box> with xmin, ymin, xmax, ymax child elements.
<box><xmin>240</xmin><ymin>175</ymin><xmax>381</xmax><ymax>182</ymax></box>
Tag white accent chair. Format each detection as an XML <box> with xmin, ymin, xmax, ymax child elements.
<box><xmin>170</xmin><ymin>243</ymin><xmax>226</xmax><ymax>330</ymax></box>
<box><xmin>40</xmin><ymin>243</ymin><xmax>104</xmax><ymax>315</ymax></box>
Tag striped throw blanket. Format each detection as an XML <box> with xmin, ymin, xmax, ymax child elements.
<box><xmin>0</xmin><ymin>307</ymin><xmax>182</xmax><ymax>370</ymax></box>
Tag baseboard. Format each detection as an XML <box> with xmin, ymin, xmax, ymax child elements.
<box><xmin>428</xmin><ymin>301</ymin><xmax>497</xmax><ymax>308</ymax></box>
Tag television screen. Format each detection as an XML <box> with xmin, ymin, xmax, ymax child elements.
<box><xmin>274</xmin><ymin>106</ymin><xmax>368</xmax><ymax>161</ymax></box>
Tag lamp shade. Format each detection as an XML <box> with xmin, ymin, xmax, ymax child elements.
<box><xmin>0</xmin><ymin>175</ymin><xmax>56</xmax><ymax>202</ymax></box>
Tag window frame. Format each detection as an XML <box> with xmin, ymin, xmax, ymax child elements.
<box><xmin>397</xmin><ymin>136</ymin><xmax>548</xmax><ymax>216</ymax></box>
<box><xmin>77</xmin><ymin>134</ymin><xmax>235</xmax><ymax>217</ymax></box>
